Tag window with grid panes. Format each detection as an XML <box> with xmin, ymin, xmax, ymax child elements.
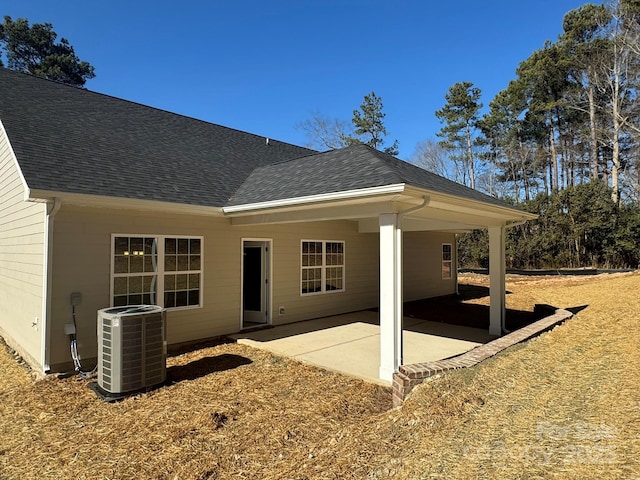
<box><xmin>112</xmin><ymin>235</ymin><xmax>202</xmax><ymax>309</ymax></box>
<box><xmin>112</xmin><ymin>236</ymin><xmax>159</xmax><ymax>307</ymax></box>
<box><xmin>301</xmin><ymin>240</ymin><xmax>344</xmax><ymax>295</ymax></box>
<box><xmin>442</xmin><ymin>243</ymin><xmax>452</xmax><ymax>280</ymax></box>
<box><xmin>163</xmin><ymin>237</ymin><xmax>202</xmax><ymax>308</ymax></box>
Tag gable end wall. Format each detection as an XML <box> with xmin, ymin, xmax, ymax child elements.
<box><xmin>0</xmin><ymin>122</ymin><xmax>46</xmax><ymax>371</ymax></box>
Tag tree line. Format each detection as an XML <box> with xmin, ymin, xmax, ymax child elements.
<box><xmin>416</xmin><ymin>1</ymin><xmax>640</xmax><ymax>269</ymax></box>
<box><xmin>423</xmin><ymin>0</ymin><xmax>640</xmax><ymax>205</ymax></box>
<box><xmin>459</xmin><ymin>181</ymin><xmax>640</xmax><ymax>269</ymax></box>
<box><xmin>300</xmin><ymin>2</ymin><xmax>640</xmax><ymax>268</ymax></box>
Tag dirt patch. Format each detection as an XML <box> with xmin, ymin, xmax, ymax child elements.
<box><xmin>1</xmin><ymin>272</ymin><xmax>639</xmax><ymax>479</ymax></box>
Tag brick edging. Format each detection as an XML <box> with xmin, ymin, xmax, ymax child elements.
<box><xmin>392</xmin><ymin>306</ymin><xmax>574</xmax><ymax>407</ymax></box>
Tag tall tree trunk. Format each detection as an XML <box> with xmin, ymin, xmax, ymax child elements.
<box><xmin>611</xmin><ymin>48</ymin><xmax>622</xmax><ymax>205</ymax></box>
<box><xmin>550</xmin><ymin>125</ymin><xmax>559</xmax><ymax>192</ymax></box>
<box><xmin>587</xmin><ymin>85</ymin><xmax>599</xmax><ymax>180</ymax></box>
<box><xmin>509</xmin><ymin>157</ymin><xmax>520</xmax><ymax>201</ymax></box>
<box><xmin>560</xmin><ymin>136</ymin><xmax>567</xmax><ymax>190</ymax></box>
<box><xmin>612</xmin><ymin>113</ymin><xmax>621</xmax><ymax>204</ymax></box>
<box><xmin>539</xmin><ymin>143</ymin><xmax>549</xmax><ymax>195</ymax></box>
<box><xmin>567</xmin><ymin>138</ymin><xmax>575</xmax><ymax>188</ymax></box>
<box><xmin>519</xmin><ymin>140</ymin><xmax>531</xmax><ymax>201</ymax></box>
<box><xmin>466</xmin><ymin>123</ymin><xmax>476</xmax><ymax>190</ymax></box>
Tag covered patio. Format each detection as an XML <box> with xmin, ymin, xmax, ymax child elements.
<box><xmin>230</xmin><ymin>283</ymin><xmax>543</xmax><ymax>385</ymax></box>
<box><xmin>228</xmin><ymin>202</ymin><xmax>536</xmax><ymax>382</ymax></box>
<box><xmin>230</xmin><ymin>310</ymin><xmax>494</xmax><ymax>385</ymax></box>
<box><xmin>224</xmin><ymin>147</ymin><xmax>538</xmax><ymax>383</ymax></box>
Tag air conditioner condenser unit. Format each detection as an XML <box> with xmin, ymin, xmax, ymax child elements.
<box><xmin>97</xmin><ymin>305</ymin><xmax>166</xmax><ymax>395</ymax></box>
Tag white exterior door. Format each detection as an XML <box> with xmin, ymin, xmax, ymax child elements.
<box><xmin>242</xmin><ymin>240</ymin><xmax>270</xmax><ymax>326</ymax></box>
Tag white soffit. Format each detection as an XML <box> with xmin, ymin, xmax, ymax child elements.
<box><xmin>27</xmin><ymin>189</ymin><xmax>225</xmax><ymax>216</ymax></box>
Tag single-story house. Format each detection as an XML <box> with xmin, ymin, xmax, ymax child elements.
<box><xmin>0</xmin><ymin>68</ymin><xmax>536</xmax><ymax>381</ymax></box>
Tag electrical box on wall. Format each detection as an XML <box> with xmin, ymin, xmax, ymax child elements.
<box><xmin>71</xmin><ymin>292</ymin><xmax>82</xmax><ymax>306</ymax></box>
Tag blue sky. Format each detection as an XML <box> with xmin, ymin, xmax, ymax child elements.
<box><xmin>4</xmin><ymin>1</ymin><xmax>588</xmax><ymax>159</ymax></box>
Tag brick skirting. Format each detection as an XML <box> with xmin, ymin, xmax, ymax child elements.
<box><xmin>392</xmin><ymin>305</ymin><xmax>574</xmax><ymax>407</ymax></box>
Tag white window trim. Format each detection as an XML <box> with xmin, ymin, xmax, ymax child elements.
<box><xmin>300</xmin><ymin>239</ymin><xmax>346</xmax><ymax>296</ymax></box>
<box><xmin>442</xmin><ymin>242</ymin><xmax>453</xmax><ymax>280</ymax></box>
<box><xmin>110</xmin><ymin>234</ymin><xmax>204</xmax><ymax>311</ymax></box>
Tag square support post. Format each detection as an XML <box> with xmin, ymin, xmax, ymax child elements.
<box><xmin>488</xmin><ymin>225</ymin><xmax>505</xmax><ymax>336</ymax></box>
<box><xmin>379</xmin><ymin>213</ymin><xmax>403</xmax><ymax>381</ymax></box>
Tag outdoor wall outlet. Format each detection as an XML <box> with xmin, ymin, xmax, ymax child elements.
<box><xmin>279</xmin><ymin>306</ymin><xmax>285</xmax><ymax>315</ymax></box>
<box><xmin>64</xmin><ymin>323</ymin><xmax>76</xmax><ymax>336</ymax></box>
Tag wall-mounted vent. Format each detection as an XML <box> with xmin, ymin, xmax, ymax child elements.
<box><xmin>97</xmin><ymin>305</ymin><xmax>166</xmax><ymax>394</ymax></box>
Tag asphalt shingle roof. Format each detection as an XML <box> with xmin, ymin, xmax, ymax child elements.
<box><xmin>1</xmin><ymin>68</ymin><xmax>519</xmax><ymax>213</ymax></box>
<box><xmin>228</xmin><ymin>144</ymin><xmax>514</xmax><ymax>209</ymax></box>
<box><xmin>0</xmin><ymin>68</ymin><xmax>314</xmax><ymax>207</ymax></box>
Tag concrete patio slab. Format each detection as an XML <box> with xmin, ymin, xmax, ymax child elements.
<box><xmin>230</xmin><ymin>311</ymin><xmax>493</xmax><ymax>385</ymax></box>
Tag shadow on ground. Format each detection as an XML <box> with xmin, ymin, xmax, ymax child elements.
<box><xmin>167</xmin><ymin>337</ymin><xmax>233</xmax><ymax>357</ymax></box>
<box><xmin>167</xmin><ymin>354</ymin><xmax>252</xmax><ymax>383</ymax></box>
<box><xmin>403</xmin><ymin>284</ymin><xmax>541</xmax><ymax>331</ymax></box>
<box><xmin>232</xmin><ymin>283</ymin><xmax>550</xmax><ymax>346</ymax></box>
<box><xmin>566</xmin><ymin>305</ymin><xmax>589</xmax><ymax>315</ymax></box>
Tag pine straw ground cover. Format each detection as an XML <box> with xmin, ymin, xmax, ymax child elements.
<box><xmin>1</xmin><ymin>272</ymin><xmax>639</xmax><ymax>479</ymax></box>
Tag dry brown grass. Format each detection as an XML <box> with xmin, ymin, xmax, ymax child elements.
<box><xmin>1</xmin><ymin>272</ymin><xmax>639</xmax><ymax>479</ymax></box>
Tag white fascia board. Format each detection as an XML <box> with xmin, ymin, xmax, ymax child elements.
<box><xmin>0</xmin><ymin>119</ymin><xmax>31</xmax><ymax>201</ymax></box>
<box><xmin>27</xmin><ymin>189</ymin><xmax>225</xmax><ymax>216</ymax></box>
<box><xmin>223</xmin><ymin>184</ymin><xmax>407</xmax><ymax>214</ymax></box>
<box><xmin>403</xmin><ymin>185</ymin><xmax>538</xmax><ymax>221</ymax></box>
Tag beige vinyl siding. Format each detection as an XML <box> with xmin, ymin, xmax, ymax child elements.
<box><xmin>403</xmin><ymin>231</ymin><xmax>457</xmax><ymax>301</ymax></box>
<box><xmin>48</xmin><ymin>206</ymin><xmax>381</xmax><ymax>370</ymax></box>
<box><xmin>48</xmin><ymin>205</ymin><xmax>458</xmax><ymax>371</ymax></box>
<box><xmin>0</xmin><ymin>126</ymin><xmax>46</xmax><ymax>370</ymax></box>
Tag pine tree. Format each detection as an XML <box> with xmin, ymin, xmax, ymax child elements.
<box><xmin>343</xmin><ymin>91</ymin><xmax>399</xmax><ymax>155</ymax></box>
<box><xmin>435</xmin><ymin>82</ymin><xmax>483</xmax><ymax>189</ymax></box>
<box><xmin>0</xmin><ymin>16</ymin><xmax>95</xmax><ymax>87</ymax></box>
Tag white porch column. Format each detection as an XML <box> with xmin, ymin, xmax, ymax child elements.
<box><xmin>379</xmin><ymin>213</ymin><xmax>403</xmax><ymax>381</ymax></box>
<box><xmin>488</xmin><ymin>225</ymin><xmax>506</xmax><ymax>336</ymax></box>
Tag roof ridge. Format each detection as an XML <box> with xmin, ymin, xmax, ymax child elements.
<box><xmin>257</xmin><ymin>143</ymin><xmax>410</xmax><ymax>180</ymax></box>
<box><xmin>361</xmin><ymin>145</ymin><xmax>409</xmax><ymax>182</ymax></box>
<box><xmin>0</xmin><ymin>67</ymin><xmax>312</xmax><ymax>152</ymax></box>
<box><xmin>254</xmin><ymin>149</ymin><xmax>326</xmax><ymax>168</ymax></box>
<box><xmin>2</xmin><ymin>67</ymin><xmax>515</xmax><ymax>211</ymax></box>
<box><xmin>0</xmin><ymin>67</ymin><xmax>315</xmax><ymax>207</ymax></box>
<box><xmin>371</xmin><ymin>144</ymin><xmax>510</xmax><ymax>205</ymax></box>
<box><xmin>368</xmin><ymin>145</ymin><xmax>442</xmax><ymax>181</ymax></box>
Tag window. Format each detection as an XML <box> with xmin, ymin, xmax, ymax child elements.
<box><xmin>163</xmin><ymin>237</ymin><xmax>202</xmax><ymax>309</ymax></box>
<box><xmin>301</xmin><ymin>240</ymin><xmax>345</xmax><ymax>295</ymax></box>
<box><xmin>112</xmin><ymin>235</ymin><xmax>202</xmax><ymax>309</ymax></box>
<box><xmin>442</xmin><ymin>243</ymin><xmax>452</xmax><ymax>280</ymax></box>
<box><xmin>112</xmin><ymin>236</ymin><xmax>158</xmax><ymax>306</ymax></box>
